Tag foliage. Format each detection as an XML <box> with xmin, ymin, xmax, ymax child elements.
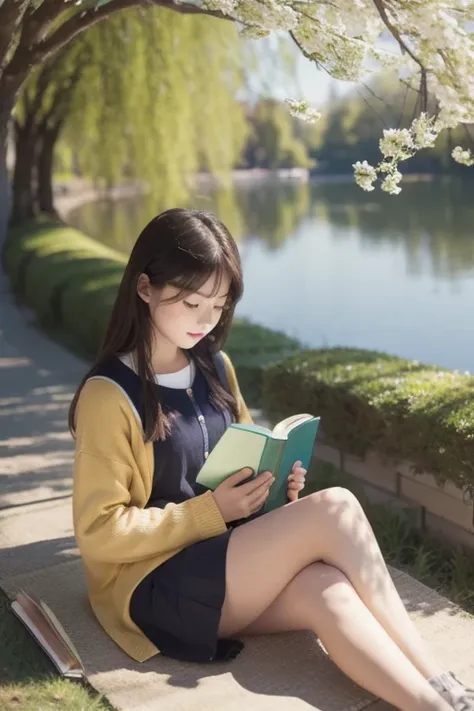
<box><xmin>263</xmin><ymin>347</ymin><xmax>474</xmax><ymax>495</ymax></box>
<box><xmin>58</xmin><ymin>9</ymin><xmax>248</xmax><ymax>201</ymax></box>
<box><xmin>242</xmin><ymin>98</ymin><xmax>314</xmax><ymax>169</ymax></box>
<box><xmin>2</xmin><ymin>217</ymin><xmax>300</xmax><ymax>405</ymax></box>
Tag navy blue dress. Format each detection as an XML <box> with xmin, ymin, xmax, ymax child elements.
<box><xmin>93</xmin><ymin>354</ymin><xmax>245</xmax><ymax>663</ymax></box>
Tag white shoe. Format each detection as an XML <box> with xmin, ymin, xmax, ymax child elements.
<box><xmin>429</xmin><ymin>672</ymin><xmax>474</xmax><ymax>711</ymax></box>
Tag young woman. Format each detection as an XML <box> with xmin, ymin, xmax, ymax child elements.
<box><xmin>70</xmin><ymin>208</ymin><xmax>473</xmax><ymax>711</ymax></box>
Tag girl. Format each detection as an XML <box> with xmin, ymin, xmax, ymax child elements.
<box><xmin>70</xmin><ymin>208</ymin><xmax>473</xmax><ymax>711</ymax></box>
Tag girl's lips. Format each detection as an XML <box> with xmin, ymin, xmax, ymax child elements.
<box><xmin>188</xmin><ymin>332</ymin><xmax>204</xmax><ymax>338</ymax></box>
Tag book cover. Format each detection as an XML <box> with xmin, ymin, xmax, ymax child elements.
<box><xmin>196</xmin><ymin>414</ymin><xmax>320</xmax><ymax>512</ymax></box>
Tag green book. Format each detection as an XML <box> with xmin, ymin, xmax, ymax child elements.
<box><xmin>196</xmin><ymin>414</ymin><xmax>320</xmax><ymax>512</ymax></box>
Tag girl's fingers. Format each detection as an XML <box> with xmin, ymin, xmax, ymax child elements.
<box><xmin>288</xmin><ymin>481</ymin><xmax>305</xmax><ymax>491</ymax></box>
<box><xmin>288</xmin><ymin>467</ymin><xmax>306</xmax><ymax>483</ymax></box>
<box><xmin>248</xmin><ymin>486</ymin><xmax>270</xmax><ymax>513</ymax></box>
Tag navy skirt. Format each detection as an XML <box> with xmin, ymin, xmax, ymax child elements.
<box><xmin>129</xmin><ymin>529</ymin><xmax>244</xmax><ymax>663</ymax></box>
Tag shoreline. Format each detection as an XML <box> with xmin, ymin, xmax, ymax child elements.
<box><xmin>54</xmin><ymin>180</ymin><xmax>146</xmax><ymax>219</ymax></box>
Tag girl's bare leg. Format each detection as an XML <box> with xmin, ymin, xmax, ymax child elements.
<box><xmin>234</xmin><ymin>562</ymin><xmax>451</xmax><ymax>711</ymax></box>
<box><xmin>219</xmin><ymin>488</ymin><xmax>445</xmax><ymax>708</ymax></box>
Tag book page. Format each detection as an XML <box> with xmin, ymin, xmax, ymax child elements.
<box><xmin>39</xmin><ymin>600</ymin><xmax>83</xmax><ymax>670</ymax></box>
<box><xmin>272</xmin><ymin>414</ymin><xmax>314</xmax><ymax>439</ymax></box>
<box><xmin>11</xmin><ymin>601</ymin><xmax>79</xmax><ymax>677</ymax></box>
<box><xmin>12</xmin><ymin>592</ymin><xmax>82</xmax><ymax>676</ymax></box>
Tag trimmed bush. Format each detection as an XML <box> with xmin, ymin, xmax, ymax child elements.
<box><xmin>2</xmin><ymin>217</ymin><xmax>126</xmax><ymax>333</ymax></box>
<box><xmin>225</xmin><ymin>320</ymin><xmax>301</xmax><ymax>406</ymax></box>
<box><xmin>263</xmin><ymin>348</ymin><xmax>474</xmax><ymax>495</ymax></box>
<box><xmin>2</xmin><ymin>219</ymin><xmax>300</xmax><ymax>406</ymax></box>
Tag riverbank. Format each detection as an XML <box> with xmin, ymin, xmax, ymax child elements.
<box><xmin>54</xmin><ymin>179</ymin><xmax>146</xmax><ymax>219</ymax></box>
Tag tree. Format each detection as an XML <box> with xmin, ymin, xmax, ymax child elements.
<box><xmin>12</xmin><ymin>42</ymin><xmax>90</xmax><ymax>222</ymax></box>
<box><xmin>1</xmin><ymin>1</ymin><xmax>474</xmax><ymax>239</ymax></box>
<box><xmin>244</xmin><ymin>98</ymin><xmax>312</xmax><ymax>169</ymax></box>
<box><xmin>12</xmin><ymin>8</ymin><xmax>247</xmax><ymax>223</ymax></box>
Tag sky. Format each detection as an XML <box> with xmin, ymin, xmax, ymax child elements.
<box><xmin>245</xmin><ymin>35</ymin><xmax>359</xmax><ymax>110</ymax></box>
<box><xmin>295</xmin><ymin>53</ymin><xmax>356</xmax><ymax>107</ymax></box>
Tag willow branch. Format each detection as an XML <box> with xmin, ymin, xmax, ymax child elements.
<box><xmin>34</xmin><ymin>0</ymin><xmax>231</xmax><ymax>64</ymax></box>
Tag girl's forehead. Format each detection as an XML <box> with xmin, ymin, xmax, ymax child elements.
<box><xmin>195</xmin><ymin>273</ymin><xmax>230</xmax><ymax>299</ymax></box>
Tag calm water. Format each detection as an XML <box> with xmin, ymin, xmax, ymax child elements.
<box><xmin>68</xmin><ymin>177</ymin><xmax>474</xmax><ymax>372</ymax></box>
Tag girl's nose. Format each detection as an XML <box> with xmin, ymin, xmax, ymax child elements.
<box><xmin>197</xmin><ymin>305</ymin><xmax>214</xmax><ymax>327</ymax></box>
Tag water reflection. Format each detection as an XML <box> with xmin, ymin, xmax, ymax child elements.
<box><xmin>310</xmin><ymin>179</ymin><xmax>474</xmax><ymax>279</ymax></box>
<box><xmin>68</xmin><ymin>177</ymin><xmax>474</xmax><ymax>370</ymax></box>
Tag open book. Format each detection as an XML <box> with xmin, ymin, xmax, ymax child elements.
<box><xmin>11</xmin><ymin>590</ymin><xmax>84</xmax><ymax>679</ymax></box>
<box><xmin>196</xmin><ymin>413</ymin><xmax>320</xmax><ymax>512</ymax></box>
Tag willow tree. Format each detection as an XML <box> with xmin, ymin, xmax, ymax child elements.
<box><xmin>1</xmin><ymin>1</ymin><xmax>474</xmax><ymax>239</ymax></box>
<box><xmin>63</xmin><ymin>10</ymin><xmax>247</xmax><ymax>207</ymax></box>
<box><xmin>12</xmin><ymin>8</ymin><xmax>247</xmax><ymax>223</ymax></box>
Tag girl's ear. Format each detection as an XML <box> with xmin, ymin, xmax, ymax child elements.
<box><xmin>137</xmin><ymin>273</ymin><xmax>152</xmax><ymax>303</ymax></box>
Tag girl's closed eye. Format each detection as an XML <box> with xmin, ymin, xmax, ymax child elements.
<box><xmin>184</xmin><ymin>300</ymin><xmax>224</xmax><ymax>312</ymax></box>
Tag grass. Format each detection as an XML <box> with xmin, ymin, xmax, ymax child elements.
<box><xmin>0</xmin><ymin>587</ymin><xmax>113</xmax><ymax>711</ymax></box>
<box><xmin>307</xmin><ymin>458</ymin><xmax>474</xmax><ymax>615</ymax></box>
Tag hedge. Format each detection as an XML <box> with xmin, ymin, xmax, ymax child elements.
<box><xmin>2</xmin><ymin>218</ymin><xmax>301</xmax><ymax>406</ymax></box>
<box><xmin>263</xmin><ymin>348</ymin><xmax>474</xmax><ymax>495</ymax></box>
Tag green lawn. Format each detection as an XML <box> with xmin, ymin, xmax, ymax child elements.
<box><xmin>0</xmin><ymin>587</ymin><xmax>112</xmax><ymax>711</ymax></box>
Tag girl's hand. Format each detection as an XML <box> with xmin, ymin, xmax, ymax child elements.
<box><xmin>287</xmin><ymin>460</ymin><xmax>307</xmax><ymax>502</ymax></box>
<box><xmin>212</xmin><ymin>468</ymin><xmax>274</xmax><ymax>522</ymax></box>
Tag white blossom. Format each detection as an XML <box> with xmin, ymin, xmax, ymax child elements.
<box><xmin>353</xmin><ymin>160</ymin><xmax>377</xmax><ymax>192</ymax></box>
<box><xmin>203</xmin><ymin>0</ymin><xmax>237</xmax><ymax>13</ymax></box>
<box><xmin>239</xmin><ymin>26</ymin><xmax>270</xmax><ymax>39</ymax></box>
<box><xmin>285</xmin><ymin>99</ymin><xmax>321</xmax><ymax>124</ymax></box>
<box><xmin>411</xmin><ymin>113</ymin><xmax>439</xmax><ymax>149</ymax></box>
<box><xmin>381</xmin><ymin>170</ymin><xmax>403</xmax><ymax>195</ymax></box>
<box><xmin>379</xmin><ymin>129</ymin><xmax>413</xmax><ymax>159</ymax></box>
<box><xmin>452</xmin><ymin>146</ymin><xmax>474</xmax><ymax>166</ymax></box>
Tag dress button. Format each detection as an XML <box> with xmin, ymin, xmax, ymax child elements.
<box><xmin>198</xmin><ymin>415</ymin><xmax>205</xmax><ymax>422</ymax></box>
<box><xmin>204</xmin><ymin>451</ymin><xmax>209</xmax><ymax>459</ymax></box>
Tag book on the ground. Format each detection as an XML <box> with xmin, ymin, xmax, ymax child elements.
<box><xmin>196</xmin><ymin>414</ymin><xmax>320</xmax><ymax>512</ymax></box>
<box><xmin>11</xmin><ymin>590</ymin><xmax>84</xmax><ymax>679</ymax></box>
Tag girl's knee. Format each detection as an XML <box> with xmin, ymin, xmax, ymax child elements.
<box><xmin>298</xmin><ymin>563</ymin><xmax>353</xmax><ymax>608</ymax></box>
<box><xmin>308</xmin><ymin>486</ymin><xmax>363</xmax><ymax>513</ymax></box>
<box><xmin>307</xmin><ymin>562</ymin><xmax>349</xmax><ymax>590</ymax></box>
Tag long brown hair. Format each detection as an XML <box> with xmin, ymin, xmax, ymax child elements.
<box><xmin>69</xmin><ymin>208</ymin><xmax>243</xmax><ymax>441</ymax></box>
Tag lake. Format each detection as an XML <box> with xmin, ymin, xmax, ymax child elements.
<box><xmin>67</xmin><ymin>176</ymin><xmax>474</xmax><ymax>372</ymax></box>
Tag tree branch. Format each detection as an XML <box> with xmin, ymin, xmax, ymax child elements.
<box><xmin>372</xmin><ymin>0</ymin><xmax>428</xmax><ymax>113</ymax></box>
<box><xmin>33</xmin><ymin>0</ymin><xmax>231</xmax><ymax>65</ymax></box>
<box><xmin>0</xmin><ymin>0</ymin><xmax>29</xmax><ymax>71</ymax></box>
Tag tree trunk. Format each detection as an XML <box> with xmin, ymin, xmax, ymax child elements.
<box><xmin>11</xmin><ymin>124</ymin><xmax>37</xmax><ymax>225</ymax></box>
<box><xmin>37</xmin><ymin>124</ymin><xmax>61</xmax><ymax>216</ymax></box>
<box><xmin>0</xmin><ymin>111</ymin><xmax>12</xmax><ymax>247</ymax></box>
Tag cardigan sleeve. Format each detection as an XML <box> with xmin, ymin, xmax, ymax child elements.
<box><xmin>72</xmin><ymin>379</ymin><xmax>227</xmax><ymax>565</ymax></box>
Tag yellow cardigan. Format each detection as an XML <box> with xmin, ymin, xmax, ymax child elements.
<box><xmin>73</xmin><ymin>351</ymin><xmax>252</xmax><ymax>662</ymax></box>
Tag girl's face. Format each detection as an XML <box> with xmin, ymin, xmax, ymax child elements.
<box><xmin>138</xmin><ymin>271</ymin><xmax>231</xmax><ymax>351</ymax></box>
